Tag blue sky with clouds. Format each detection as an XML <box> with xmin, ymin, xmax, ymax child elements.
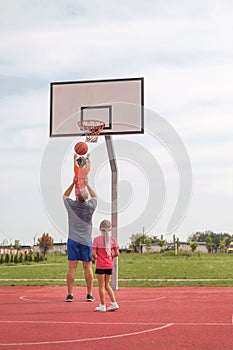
<box><xmin>1</xmin><ymin>0</ymin><xmax>233</xmax><ymax>247</ymax></box>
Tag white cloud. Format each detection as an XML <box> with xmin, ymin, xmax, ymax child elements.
<box><xmin>1</xmin><ymin>1</ymin><xmax>232</xmax><ymax>79</ymax></box>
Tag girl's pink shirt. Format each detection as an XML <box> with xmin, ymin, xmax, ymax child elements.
<box><xmin>92</xmin><ymin>235</ymin><xmax>119</xmax><ymax>269</ymax></box>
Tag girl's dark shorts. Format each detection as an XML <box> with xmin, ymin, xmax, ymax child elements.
<box><xmin>95</xmin><ymin>268</ymin><xmax>112</xmax><ymax>275</ymax></box>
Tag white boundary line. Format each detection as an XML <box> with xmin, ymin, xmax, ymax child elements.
<box><xmin>19</xmin><ymin>295</ymin><xmax>166</xmax><ymax>303</ymax></box>
<box><xmin>0</xmin><ymin>320</ymin><xmax>232</xmax><ymax>346</ymax></box>
<box><xmin>0</xmin><ymin>323</ymin><xmax>173</xmax><ymax>346</ymax></box>
<box><xmin>0</xmin><ymin>320</ymin><xmax>232</xmax><ymax>326</ymax></box>
<box><xmin>1</xmin><ymin>278</ymin><xmax>233</xmax><ymax>281</ymax></box>
<box><xmin>0</xmin><ymin>320</ymin><xmax>167</xmax><ymax>325</ymax></box>
<box><xmin>0</xmin><ymin>264</ymin><xmax>64</xmax><ymax>269</ymax></box>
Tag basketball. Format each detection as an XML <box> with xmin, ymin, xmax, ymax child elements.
<box><xmin>74</xmin><ymin>142</ymin><xmax>88</xmax><ymax>155</ymax></box>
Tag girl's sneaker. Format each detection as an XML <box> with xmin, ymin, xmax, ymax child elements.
<box><xmin>95</xmin><ymin>304</ymin><xmax>106</xmax><ymax>312</ymax></box>
<box><xmin>107</xmin><ymin>302</ymin><xmax>119</xmax><ymax>311</ymax></box>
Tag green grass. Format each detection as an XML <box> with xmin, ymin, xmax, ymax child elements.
<box><xmin>1</xmin><ymin>253</ymin><xmax>233</xmax><ymax>287</ymax></box>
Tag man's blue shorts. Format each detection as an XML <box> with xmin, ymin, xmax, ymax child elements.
<box><xmin>67</xmin><ymin>239</ymin><xmax>92</xmax><ymax>262</ymax></box>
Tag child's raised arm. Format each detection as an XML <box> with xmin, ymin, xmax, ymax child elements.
<box><xmin>86</xmin><ymin>153</ymin><xmax>91</xmax><ymax>171</ymax></box>
<box><xmin>74</xmin><ymin>153</ymin><xmax>78</xmax><ymax>166</ymax></box>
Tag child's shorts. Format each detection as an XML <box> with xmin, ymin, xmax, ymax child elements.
<box><xmin>95</xmin><ymin>269</ymin><xmax>112</xmax><ymax>275</ymax></box>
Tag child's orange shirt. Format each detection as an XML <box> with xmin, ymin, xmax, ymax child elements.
<box><xmin>74</xmin><ymin>163</ymin><xmax>90</xmax><ymax>192</ymax></box>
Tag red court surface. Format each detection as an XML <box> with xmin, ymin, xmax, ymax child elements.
<box><xmin>0</xmin><ymin>286</ymin><xmax>233</xmax><ymax>350</ymax></box>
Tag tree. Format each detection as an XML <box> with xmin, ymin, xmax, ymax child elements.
<box><xmin>14</xmin><ymin>240</ymin><xmax>21</xmax><ymax>251</ymax></box>
<box><xmin>188</xmin><ymin>230</ymin><xmax>233</xmax><ymax>249</ymax></box>
<box><xmin>189</xmin><ymin>241</ymin><xmax>198</xmax><ymax>254</ymax></box>
<box><xmin>219</xmin><ymin>237</ymin><xmax>227</xmax><ymax>253</ymax></box>
<box><xmin>175</xmin><ymin>237</ymin><xmax>180</xmax><ymax>256</ymax></box>
<box><xmin>129</xmin><ymin>233</ymin><xmax>160</xmax><ymax>252</ymax></box>
<box><xmin>145</xmin><ymin>238</ymin><xmax>152</xmax><ymax>252</ymax></box>
<box><xmin>157</xmin><ymin>234</ymin><xmax>166</xmax><ymax>253</ymax></box>
<box><xmin>206</xmin><ymin>235</ymin><xmax>213</xmax><ymax>253</ymax></box>
<box><xmin>129</xmin><ymin>233</ymin><xmax>146</xmax><ymax>252</ymax></box>
<box><xmin>38</xmin><ymin>233</ymin><xmax>54</xmax><ymax>260</ymax></box>
<box><xmin>18</xmin><ymin>253</ymin><xmax>23</xmax><ymax>263</ymax></box>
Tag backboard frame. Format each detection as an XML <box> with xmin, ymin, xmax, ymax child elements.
<box><xmin>49</xmin><ymin>77</ymin><xmax>144</xmax><ymax>138</ymax></box>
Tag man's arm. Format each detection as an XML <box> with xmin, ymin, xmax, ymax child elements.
<box><xmin>85</xmin><ymin>179</ymin><xmax>97</xmax><ymax>200</ymax></box>
<box><xmin>63</xmin><ymin>179</ymin><xmax>76</xmax><ymax>199</ymax></box>
<box><xmin>92</xmin><ymin>248</ymin><xmax>97</xmax><ymax>260</ymax></box>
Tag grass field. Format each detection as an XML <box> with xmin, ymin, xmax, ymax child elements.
<box><xmin>1</xmin><ymin>252</ymin><xmax>233</xmax><ymax>287</ymax></box>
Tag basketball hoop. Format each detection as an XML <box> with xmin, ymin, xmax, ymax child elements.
<box><xmin>77</xmin><ymin>119</ymin><xmax>105</xmax><ymax>142</ymax></box>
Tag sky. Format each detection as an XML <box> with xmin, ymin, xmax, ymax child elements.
<box><xmin>0</xmin><ymin>0</ymin><xmax>233</xmax><ymax>247</ymax></box>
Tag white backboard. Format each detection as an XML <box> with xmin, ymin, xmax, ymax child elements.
<box><xmin>50</xmin><ymin>77</ymin><xmax>144</xmax><ymax>137</ymax></box>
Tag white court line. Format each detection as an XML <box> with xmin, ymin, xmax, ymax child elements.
<box><xmin>0</xmin><ymin>264</ymin><xmax>63</xmax><ymax>269</ymax></box>
<box><xmin>0</xmin><ymin>320</ymin><xmax>232</xmax><ymax>326</ymax></box>
<box><xmin>19</xmin><ymin>295</ymin><xmax>166</xmax><ymax>303</ymax></box>
<box><xmin>0</xmin><ymin>320</ymin><xmax>233</xmax><ymax>346</ymax></box>
<box><xmin>19</xmin><ymin>296</ymin><xmax>61</xmax><ymax>303</ymax></box>
<box><xmin>0</xmin><ymin>278</ymin><xmax>84</xmax><ymax>281</ymax></box>
<box><xmin>0</xmin><ymin>320</ymin><xmax>169</xmax><ymax>325</ymax></box>
<box><xmin>1</xmin><ymin>319</ymin><xmax>232</xmax><ymax>347</ymax></box>
<box><xmin>1</xmin><ymin>278</ymin><xmax>233</xmax><ymax>281</ymax></box>
<box><xmin>124</xmin><ymin>296</ymin><xmax>166</xmax><ymax>303</ymax></box>
<box><xmin>0</xmin><ymin>323</ymin><xmax>173</xmax><ymax>346</ymax></box>
<box><xmin>119</xmin><ymin>278</ymin><xmax>233</xmax><ymax>281</ymax></box>
<box><xmin>118</xmin><ymin>288</ymin><xmax>233</xmax><ymax>292</ymax></box>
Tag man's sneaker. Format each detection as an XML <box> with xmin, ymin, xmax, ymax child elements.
<box><xmin>65</xmin><ymin>294</ymin><xmax>73</xmax><ymax>302</ymax></box>
<box><xmin>95</xmin><ymin>304</ymin><xmax>106</xmax><ymax>312</ymax></box>
<box><xmin>86</xmin><ymin>294</ymin><xmax>95</xmax><ymax>302</ymax></box>
<box><xmin>107</xmin><ymin>302</ymin><xmax>119</xmax><ymax>311</ymax></box>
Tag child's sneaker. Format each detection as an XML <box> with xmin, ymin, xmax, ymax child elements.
<box><xmin>95</xmin><ymin>304</ymin><xmax>106</xmax><ymax>312</ymax></box>
<box><xmin>107</xmin><ymin>302</ymin><xmax>119</xmax><ymax>311</ymax></box>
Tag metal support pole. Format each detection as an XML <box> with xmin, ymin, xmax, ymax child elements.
<box><xmin>105</xmin><ymin>135</ymin><xmax>118</xmax><ymax>290</ymax></box>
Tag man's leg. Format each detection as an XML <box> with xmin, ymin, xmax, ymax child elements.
<box><xmin>82</xmin><ymin>261</ymin><xmax>93</xmax><ymax>295</ymax></box>
<box><xmin>67</xmin><ymin>260</ymin><xmax>78</xmax><ymax>295</ymax></box>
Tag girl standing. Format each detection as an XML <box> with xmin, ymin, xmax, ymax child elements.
<box><xmin>92</xmin><ymin>220</ymin><xmax>119</xmax><ymax>312</ymax></box>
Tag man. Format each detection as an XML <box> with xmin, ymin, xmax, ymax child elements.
<box><xmin>63</xmin><ymin>178</ymin><xmax>97</xmax><ymax>302</ymax></box>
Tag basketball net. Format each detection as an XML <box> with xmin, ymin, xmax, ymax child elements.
<box><xmin>77</xmin><ymin>120</ymin><xmax>105</xmax><ymax>142</ymax></box>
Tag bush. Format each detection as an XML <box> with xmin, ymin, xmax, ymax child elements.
<box><xmin>0</xmin><ymin>254</ymin><xmax>4</xmax><ymax>264</ymax></box>
<box><xmin>18</xmin><ymin>253</ymin><xmax>23</xmax><ymax>263</ymax></box>
<box><xmin>34</xmin><ymin>252</ymin><xmax>40</xmax><ymax>262</ymax></box>
<box><xmin>0</xmin><ymin>252</ymin><xmax>41</xmax><ymax>265</ymax></box>
<box><xmin>29</xmin><ymin>251</ymin><xmax>33</xmax><ymax>262</ymax></box>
